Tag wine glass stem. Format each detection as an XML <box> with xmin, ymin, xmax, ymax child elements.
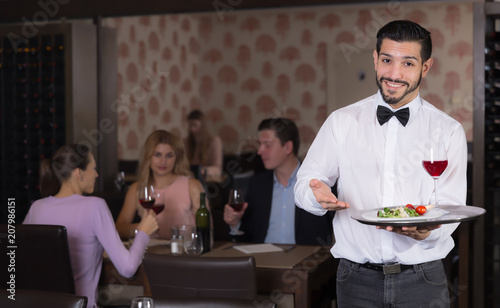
<box><xmin>433</xmin><ymin>178</ymin><xmax>439</xmax><ymax>208</ymax></box>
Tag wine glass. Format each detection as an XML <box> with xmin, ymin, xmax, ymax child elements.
<box><xmin>131</xmin><ymin>296</ymin><xmax>154</xmax><ymax>308</ymax></box>
<box><xmin>184</xmin><ymin>230</ymin><xmax>204</xmax><ymax>255</ymax></box>
<box><xmin>150</xmin><ymin>191</ymin><xmax>164</xmax><ymax>215</ymax></box>
<box><xmin>422</xmin><ymin>139</ymin><xmax>448</xmax><ymax>210</ymax></box>
<box><xmin>228</xmin><ymin>189</ymin><xmax>245</xmax><ymax>235</ymax></box>
<box><xmin>138</xmin><ymin>185</ymin><xmax>156</xmax><ymax>211</ymax></box>
<box><xmin>139</xmin><ymin>185</ymin><xmax>161</xmax><ymax>237</ymax></box>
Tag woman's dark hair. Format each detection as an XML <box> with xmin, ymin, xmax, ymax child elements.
<box><xmin>39</xmin><ymin>144</ymin><xmax>91</xmax><ymax>197</ymax></box>
<box><xmin>258</xmin><ymin>117</ymin><xmax>300</xmax><ymax>157</ymax></box>
<box><xmin>376</xmin><ymin>20</ymin><xmax>432</xmax><ymax>62</ymax></box>
<box><xmin>187</xmin><ymin>109</ymin><xmax>204</xmax><ymax>121</ymax></box>
<box><xmin>185</xmin><ymin>109</ymin><xmax>213</xmax><ymax>165</ymax></box>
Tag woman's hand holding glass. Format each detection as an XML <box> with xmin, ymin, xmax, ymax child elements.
<box><xmin>137</xmin><ymin>184</ymin><xmax>162</xmax><ymax>237</ymax></box>
<box><xmin>136</xmin><ymin>209</ymin><xmax>159</xmax><ymax>237</ymax></box>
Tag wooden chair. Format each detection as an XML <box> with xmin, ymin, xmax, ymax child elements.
<box><xmin>143</xmin><ymin>254</ymin><xmax>257</xmax><ymax>300</ymax></box>
<box><xmin>0</xmin><ymin>224</ymin><xmax>75</xmax><ymax>294</ymax></box>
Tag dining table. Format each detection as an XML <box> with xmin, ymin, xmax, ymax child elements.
<box><xmin>99</xmin><ymin>241</ymin><xmax>338</xmax><ymax>308</ymax></box>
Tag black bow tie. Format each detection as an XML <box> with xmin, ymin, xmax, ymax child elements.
<box><xmin>377</xmin><ymin>106</ymin><xmax>410</xmax><ymax>127</ymax></box>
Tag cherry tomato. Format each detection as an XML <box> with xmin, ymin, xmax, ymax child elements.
<box><xmin>416</xmin><ymin>206</ymin><xmax>427</xmax><ymax>215</ymax></box>
<box><xmin>405</xmin><ymin>204</ymin><xmax>414</xmax><ymax>210</ymax></box>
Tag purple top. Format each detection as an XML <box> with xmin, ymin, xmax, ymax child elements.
<box><xmin>23</xmin><ymin>194</ymin><xmax>150</xmax><ymax>308</ymax></box>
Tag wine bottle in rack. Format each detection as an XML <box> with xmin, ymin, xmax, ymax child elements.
<box><xmin>485</xmin><ymin>82</ymin><xmax>500</xmax><ymax>96</ymax></box>
<box><xmin>485</xmin><ymin>154</ymin><xmax>500</xmax><ymax>169</ymax></box>
<box><xmin>485</xmin><ymin>173</ymin><xmax>500</xmax><ymax>188</ymax></box>
<box><xmin>486</xmin><ymin>118</ymin><xmax>500</xmax><ymax>133</ymax></box>
<box><xmin>486</xmin><ymin>101</ymin><xmax>500</xmax><ymax>115</ymax></box>
<box><xmin>486</xmin><ymin>136</ymin><xmax>500</xmax><ymax>152</ymax></box>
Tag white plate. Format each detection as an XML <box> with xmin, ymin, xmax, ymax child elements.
<box><xmin>362</xmin><ymin>207</ymin><xmax>444</xmax><ymax>222</ymax></box>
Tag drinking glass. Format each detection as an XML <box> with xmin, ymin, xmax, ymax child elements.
<box><xmin>114</xmin><ymin>171</ymin><xmax>126</xmax><ymax>191</ymax></box>
<box><xmin>422</xmin><ymin>139</ymin><xmax>448</xmax><ymax>209</ymax></box>
<box><xmin>184</xmin><ymin>230</ymin><xmax>204</xmax><ymax>255</ymax></box>
<box><xmin>228</xmin><ymin>189</ymin><xmax>245</xmax><ymax>235</ymax></box>
<box><xmin>131</xmin><ymin>296</ymin><xmax>154</xmax><ymax>308</ymax></box>
<box><xmin>138</xmin><ymin>185</ymin><xmax>156</xmax><ymax>211</ymax></box>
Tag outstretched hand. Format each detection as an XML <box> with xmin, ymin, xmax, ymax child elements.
<box><xmin>309</xmin><ymin>179</ymin><xmax>349</xmax><ymax>211</ymax></box>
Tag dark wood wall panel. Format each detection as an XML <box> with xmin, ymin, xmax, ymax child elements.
<box><xmin>0</xmin><ymin>0</ymin><xmax>391</xmax><ymax>22</ymax></box>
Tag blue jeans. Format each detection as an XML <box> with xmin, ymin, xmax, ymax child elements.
<box><xmin>336</xmin><ymin>258</ymin><xmax>450</xmax><ymax>308</ymax></box>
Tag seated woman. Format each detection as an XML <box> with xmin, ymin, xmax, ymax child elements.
<box><xmin>116</xmin><ymin>129</ymin><xmax>206</xmax><ymax>240</ymax></box>
<box><xmin>23</xmin><ymin>144</ymin><xmax>158</xmax><ymax>308</ymax></box>
<box><xmin>184</xmin><ymin>109</ymin><xmax>223</xmax><ymax>181</ymax></box>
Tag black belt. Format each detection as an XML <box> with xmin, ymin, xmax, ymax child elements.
<box><xmin>359</xmin><ymin>262</ymin><xmax>414</xmax><ymax>274</ymax></box>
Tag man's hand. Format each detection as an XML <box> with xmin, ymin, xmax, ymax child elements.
<box><xmin>376</xmin><ymin>225</ymin><xmax>442</xmax><ymax>241</ymax></box>
<box><xmin>223</xmin><ymin>203</ymin><xmax>248</xmax><ymax>229</ymax></box>
<box><xmin>309</xmin><ymin>179</ymin><xmax>349</xmax><ymax>211</ymax></box>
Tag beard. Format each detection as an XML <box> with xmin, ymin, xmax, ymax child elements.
<box><xmin>376</xmin><ymin>73</ymin><xmax>422</xmax><ymax>105</ymax></box>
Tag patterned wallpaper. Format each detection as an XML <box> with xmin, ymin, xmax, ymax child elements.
<box><xmin>102</xmin><ymin>1</ymin><xmax>473</xmax><ymax>160</ymax></box>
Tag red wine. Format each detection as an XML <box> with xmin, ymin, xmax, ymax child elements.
<box><xmin>230</xmin><ymin>202</ymin><xmax>244</xmax><ymax>211</ymax></box>
<box><xmin>151</xmin><ymin>204</ymin><xmax>165</xmax><ymax>214</ymax></box>
<box><xmin>139</xmin><ymin>198</ymin><xmax>155</xmax><ymax>209</ymax></box>
<box><xmin>423</xmin><ymin>160</ymin><xmax>448</xmax><ymax>177</ymax></box>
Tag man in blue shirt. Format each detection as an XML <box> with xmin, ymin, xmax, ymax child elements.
<box><xmin>223</xmin><ymin>118</ymin><xmax>333</xmax><ymax>245</ymax></box>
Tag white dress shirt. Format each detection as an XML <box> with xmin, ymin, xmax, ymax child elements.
<box><xmin>294</xmin><ymin>91</ymin><xmax>467</xmax><ymax>265</ymax></box>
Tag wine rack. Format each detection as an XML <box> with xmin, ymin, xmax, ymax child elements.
<box><xmin>0</xmin><ymin>22</ymin><xmax>118</xmax><ymax>223</ymax></box>
<box><xmin>484</xmin><ymin>24</ymin><xmax>500</xmax><ymax>306</ymax></box>
<box><xmin>472</xmin><ymin>3</ymin><xmax>500</xmax><ymax>307</ymax></box>
<box><xmin>0</xmin><ymin>32</ymin><xmax>67</xmax><ymax>219</ymax></box>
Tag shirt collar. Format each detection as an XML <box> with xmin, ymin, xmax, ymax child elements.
<box><xmin>273</xmin><ymin>160</ymin><xmax>301</xmax><ymax>188</ymax></box>
<box><xmin>375</xmin><ymin>90</ymin><xmax>422</xmax><ymax>125</ymax></box>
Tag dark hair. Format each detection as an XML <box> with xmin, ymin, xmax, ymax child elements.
<box><xmin>258</xmin><ymin>118</ymin><xmax>300</xmax><ymax>156</ymax></box>
<box><xmin>185</xmin><ymin>109</ymin><xmax>214</xmax><ymax>165</ymax></box>
<box><xmin>39</xmin><ymin>144</ymin><xmax>92</xmax><ymax>197</ymax></box>
<box><xmin>187</xmin><ymin>109</ymin><xmax>204</xmax><ymax>121</ymax></box>
<box><xmin>376</xmin><ymin>20</ymin><xmax>432</xmax><ymax>62</ymax></box>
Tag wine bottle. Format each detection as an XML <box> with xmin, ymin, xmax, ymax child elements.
<box><xmin>486</xmin><ymin>118</ymin><xmax>500</xmax><ymax>133</ymax></box>
<box><xmin>195</xmin><ymin>192</ymin><xmax>211</xmax><ymax>253</ymax></box>
<box><xmin>485</xmin><ymin>154</ymin><xmax>500</xmax><ymax>169</ymax></box>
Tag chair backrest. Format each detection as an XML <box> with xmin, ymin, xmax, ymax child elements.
<box><xmin>0</xmin><ymin>289</ymin><xmax>87</xmax><ymax>308</ymax></box>
<box><xmin>143</xmin><ymin>254</ymin><xmax>257</xmax><ymax>300</ymax></box>
<box><xmin>0</xmin><ymin>224</ymin><xmax>76</xmax><ymax>294</ymax></box>
<box><xmin>152</xmin><ymin>297</ymin><xmax>275</xmax><ymax>308</ymax></box>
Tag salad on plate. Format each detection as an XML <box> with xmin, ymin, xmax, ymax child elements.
<box><xmin>377</xmin><ymin>204</ymin><xmax>433</xmax><ymax>218</ymax></box>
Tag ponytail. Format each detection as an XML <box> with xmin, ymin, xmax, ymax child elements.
<box><xmin>39</xmin><ymin>158</ymin><xmax>60</xmax><ymax>198</ymax></box>
<box><xmin>38</xmin><ymin>144</ymin><xmax>91</xmax><ymax>197</ymax></box>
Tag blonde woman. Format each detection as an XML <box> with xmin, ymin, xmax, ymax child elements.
<box><xmin>116</xmin><ymin>130</ymin><xmax>206</xmax><ymax>239</ymax></box>
<box><xmin>184</xmin><ymin>110</ymin><xmax>223</xmax><ymax>180</ymax></box>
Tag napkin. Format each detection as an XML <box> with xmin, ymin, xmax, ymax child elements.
<box><xmin>233</xmin><ymin>243</ymin><xmax>283</xmax><ymax>254</ymax></box>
